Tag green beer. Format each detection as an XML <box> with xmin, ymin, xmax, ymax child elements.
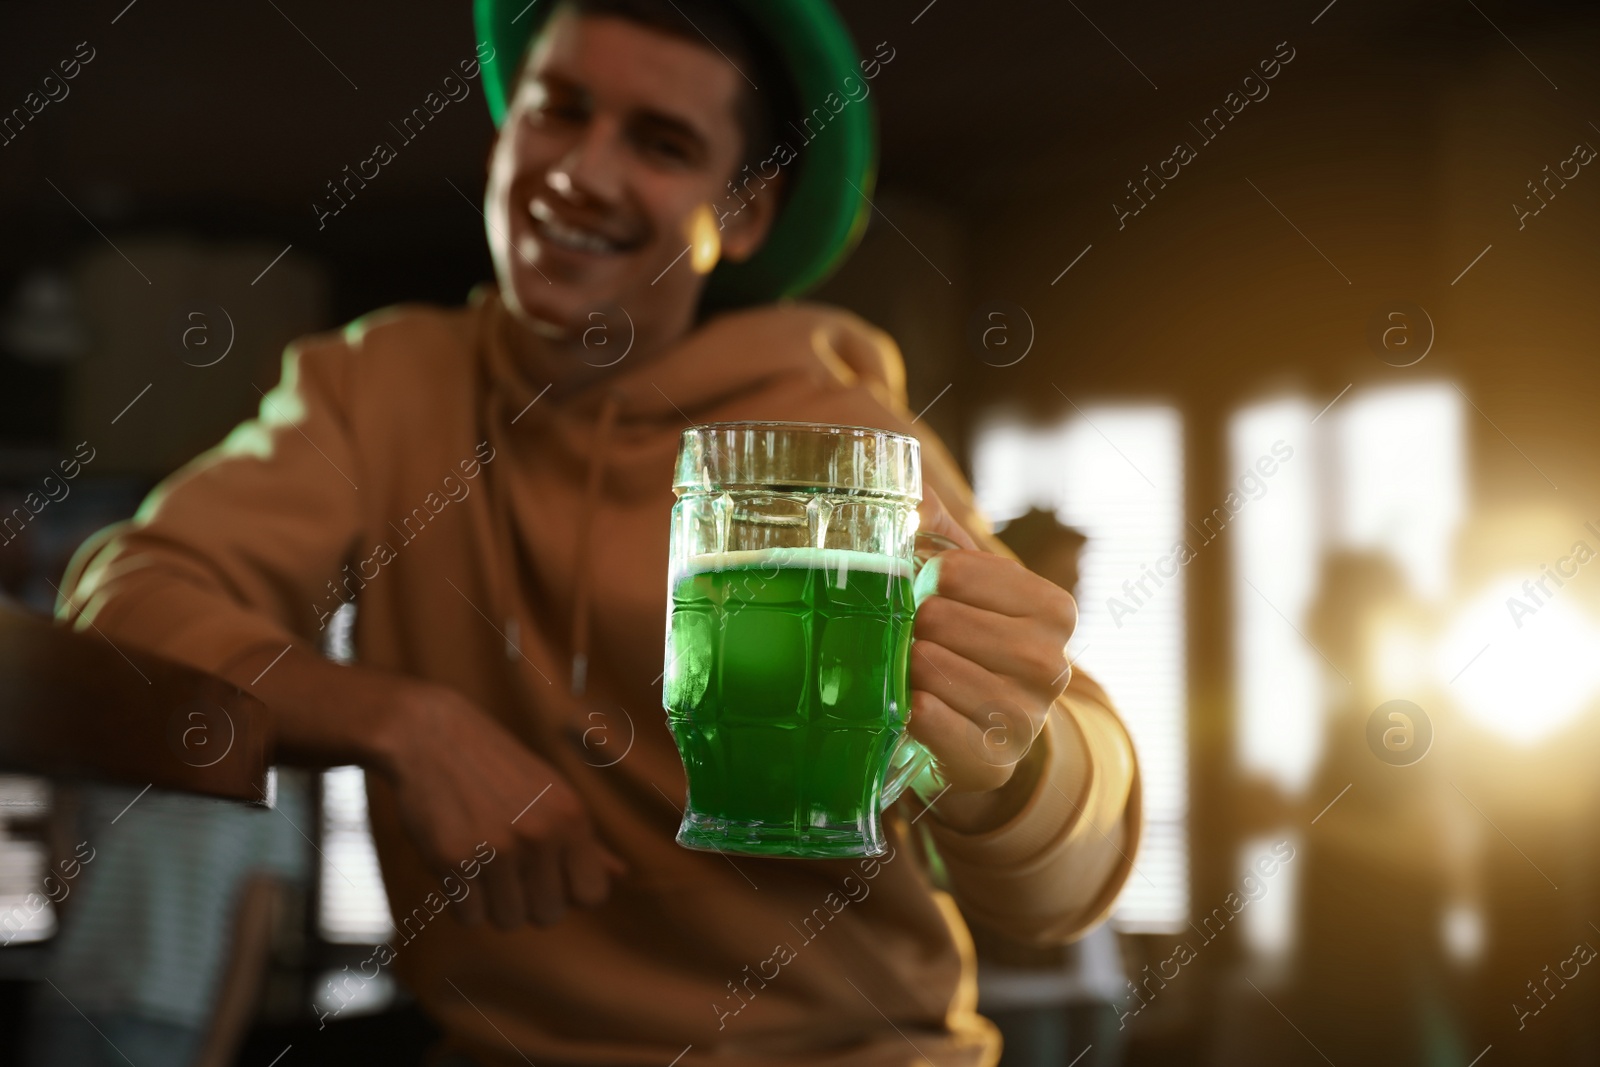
<box><xmin>665</xmin><ymin>547</ymin><xmax>915</xmax><ymax>858</ymax></box>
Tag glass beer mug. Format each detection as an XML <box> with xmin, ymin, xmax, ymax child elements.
<box><xmin>662</xmin><ymin>421</ymin><xmax>944</xmax><ymax>859</ymax></box>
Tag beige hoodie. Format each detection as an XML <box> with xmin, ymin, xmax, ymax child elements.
<box><xmin>62</xmin><ymin>287</ymin><xmax>1139</xmax><ymax>1067</ymax></box>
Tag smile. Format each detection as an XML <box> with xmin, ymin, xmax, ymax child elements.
<box><xmin>527</xmin><ymin>199</ymin><xmax>634</xmax><ymax>255</ymax></box>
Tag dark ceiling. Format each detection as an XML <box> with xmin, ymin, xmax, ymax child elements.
<box><xmin>1</xmin><ymin>0</ymin><xmax>1595</xmax><ymax>310</ymax></box>
<box><xmin>5</xmin><ymin>0</ymin><xmax>1593</xmax><ymax>205</ymax></box>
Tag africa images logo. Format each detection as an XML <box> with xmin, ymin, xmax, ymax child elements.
<box><xmin>1365</xmin><ymin>699</ymin><xmax>1432</xmax><ymax>767</ymax></box>
<box><xmin>166</xmin><ymin>698</ymin><xmax>236</xmax><ymax>769</ymax></box>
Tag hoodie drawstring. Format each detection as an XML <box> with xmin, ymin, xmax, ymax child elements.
<box><xmin>569</xmin><ymin>391</ymin><xmax>621</xmax><ymax>698</ymax></box>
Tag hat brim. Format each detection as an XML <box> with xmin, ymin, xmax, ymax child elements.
<box><xmin>473</xmin><ymin>0</ymin><xmax>877</xmax><ymax>308</ymax></box>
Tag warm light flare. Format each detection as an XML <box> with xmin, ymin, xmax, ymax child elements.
<box><xmin>1373</xmin><ymin>618</ymin><xmax>1430</xmax><ymax>696</ymax></box>
<box><xmin>1433</xmin><ymin>574</ymin><xmax>1600</xmax><ymax>745</ymax></box>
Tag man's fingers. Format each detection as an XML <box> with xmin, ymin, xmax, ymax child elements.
<box><xmin>565</xmin><ymin>841</ymin><xmax>616</xmax><ymax>909</ymax></box>
<box><xmin>452</xmin><ymin>864</ymin><xmax>488</xmax><ymax>926</ymax></box>
<box><xmin>523</xmin><ymin>842</ymin><xmax>567</xmax><ymax>926</ymax></box>
<box><xmin>584</xmin><ymin>841</ymin><xmax>628</xmax><ymax>880</ymax></box>
<box><xmin>483</xmin><ymin>848</ymin><xmax>528</xmax><ymax>930</ymax></box>
<box><xmin>923</xmin><ymin>550</ymin><xmax>1079</xmax><ymax>626</ymax></box>
<box><xmin>905</xmin><ymin>690</ymin><xmax>1015</xmax><ymax>793</ymax></box>
<box><xmin>912</xmin><ymin>640</ymin><xmax>1045</xmax><ymax>736</ymax></box>
<box><xmin>915</xmin><ymin>594</ymin><xmax>1072</xmax><ymax>691</ymax></box>
<box><xmin>909</xmin><ymin>643</ymin><xmax>1043</xmax><ymax>786</ymax></box>
<box><xmin>917</xmin><ymin>486</ymin><xmax>979</xmax><ymax>551</ymax></box>
<box><xmin>462</xmin><ymin>834</ymin><xmax>620</xmax><ymax>928</ymax></box>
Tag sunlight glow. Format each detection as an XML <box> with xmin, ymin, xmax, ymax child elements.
<box><xmin>1434</xmin><ymin>574</ymin><xmax>1600</xmax><ymax>745</ymax></box>
<box><xmin>1331</xmin><ymin>383</ymin><xmax>1466</xmax><ymax>599</ymax></box>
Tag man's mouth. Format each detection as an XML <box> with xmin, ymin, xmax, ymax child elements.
<box><xmin>527</xmin><ymin>199</ymin><xmax>638</xmax><ymax>256</ymax></box>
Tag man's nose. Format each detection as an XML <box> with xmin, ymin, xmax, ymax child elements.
<box><xmin>547</xmin><ymin>117</ymin><xmax>626</xmax><ymax>205</ymax></box>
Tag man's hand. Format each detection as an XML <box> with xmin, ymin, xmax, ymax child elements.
<box><xmin>375</xmin><ymin>682</ymin><xmax>628</xmax><ymax>929</ymax></box>
<box><xmin>237</xmin><ymin>645</ymin><xmax>625</xmax><ymax>931</ymax></box>
<box><xmin>906</xmin><ymin>491</ymin><xmax>1077</xmax><ymax>827</ymax></box>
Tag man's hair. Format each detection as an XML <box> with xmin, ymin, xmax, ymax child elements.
<box><xmin>552</xmin><ymin>0</ymin><xmax>800</xmax><ymax>175</ymax></box>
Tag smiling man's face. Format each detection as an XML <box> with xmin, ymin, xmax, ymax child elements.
<box><xmin>486</xmin><ymin>7</ymin><xmax>775</xmax><ymax>343</ymax></box>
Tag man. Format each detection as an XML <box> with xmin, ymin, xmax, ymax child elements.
<box><xmin>61</xmin><ymin>1</ymin><xmax>1140</xmax><ymax>1064</ymax></box>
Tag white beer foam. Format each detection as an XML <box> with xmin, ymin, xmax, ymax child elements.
<box><xmin>672</xmin><ymin>546</ymin><xmax>912</xmax><ymax>584</ymax></box>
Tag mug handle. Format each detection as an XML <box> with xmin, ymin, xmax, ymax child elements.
<box><xmin>880</xmin><ymin>530</ymin><xmax>962</xmax><ymax>809</ymax></box>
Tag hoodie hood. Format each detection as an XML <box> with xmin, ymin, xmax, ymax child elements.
<box><xmin>471</xmin><ymin>283</ymin><xmax>928</xmax><ymax>709</ymax></box>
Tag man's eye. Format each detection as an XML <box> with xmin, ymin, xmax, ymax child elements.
<box><xmin>640</xmin><ymin>135</ymin><xmax>693</xmax><ymax>164</ymax></box>
<box><xmin>529</xmin><ymin>99</ymin><xmax>586</xmax><ymax>126</ymax></box>
<box><xmin>519</xmin><ymin>83</ymin><xmax>587</xmax><ymax>126</ymax></box>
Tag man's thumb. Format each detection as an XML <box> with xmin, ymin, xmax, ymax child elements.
<box><xmin>918</xmin><ymin>486</ymin><xmax>979</xmax><ymax>551</ymax></box>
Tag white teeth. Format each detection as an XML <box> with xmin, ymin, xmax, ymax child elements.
<box><xmin>543</xmin><ymin>218</ymin><xmax>616</xmax><ymax>254</ymax></box>
<box><xmin>527</xmin><ymin>202</ymin><xmax>618</xmax><ymax>254</ymax></box>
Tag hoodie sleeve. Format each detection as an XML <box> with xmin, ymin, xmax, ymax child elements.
<box><xmin>918</xmin><ymin>675</ymin><xmax>1142</xmax><ymax>946</ymax></box>
<box><xmin>59</xmin><ymin>333</ymin><xmax>364</xmax><ymax>683</ymax></box>
<box><xmin>818</xmin><ymin>305</ymin><xmax>1143</xmax><ymax>946</ymax></box>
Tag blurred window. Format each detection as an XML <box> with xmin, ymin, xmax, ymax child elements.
<box><xmin>1232</xmin><ymin>383</ymin><xmax>1465</xmax><ymax>793</ymax></box>
<box><xmin>1332</xmin><ymin>383</ymin><xmax>1466</xmax><ymax>599</ymax></box>
<box><xmin>0</xmin><ymin>776</ymin><xmax>55</xmax><ymax>947</ymax></box>
<box><xmin>973</xmin><ymin>405</ymin><xmax>1188</xmax><ymax>931</ymax></box>
<box><xmin>317</xmin><ymin>765</ymin><xmax>394</xmax><ymax>944</ymax></box>
<box><xmin>316</xmin><ymin>603</ymin><xmax>395</xmax><ymax>944</ymax></box>
<box><xmin>1231</xmin><ymin>398</ymin><xmax>1323</xmax><ymax>794</ymax></box>
<box><xmin>1237</xmin><ymin>833</ymin><xmax>1300</xmax><ymax>961</ymax></box>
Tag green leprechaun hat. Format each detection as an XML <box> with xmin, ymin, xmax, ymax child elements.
<box><xmin>473</xmin><ymin>0</ymin><xmax>878</xmax><ymax>308</ymax></box>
